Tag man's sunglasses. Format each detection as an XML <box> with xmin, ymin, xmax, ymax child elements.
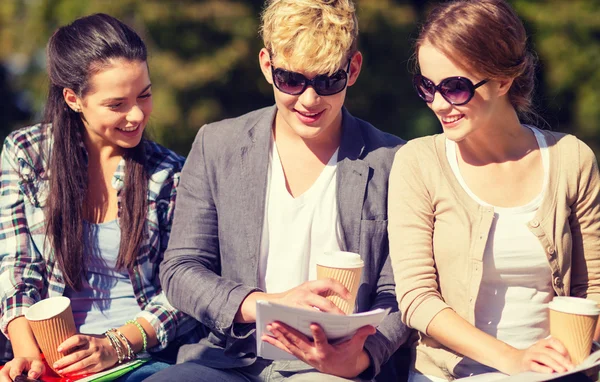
<box><xmin>271</xmin><ymin>59</ymin><xmax>352</xmax><ymax>96</ymax></box>
<box><xmin>413</xmin><ymin>74</ymin><xmax>488</xmax><ymax>106</ymax></box>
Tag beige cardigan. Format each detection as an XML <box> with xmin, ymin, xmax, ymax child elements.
<box><xmin>388</xmin><ymin>130</ymin><xmax>600</xmax><ymax>380</ymax></box>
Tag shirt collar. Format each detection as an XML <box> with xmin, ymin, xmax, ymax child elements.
<box><xmin>77</xmin><ymin>130</ymin><xmax>127</xmax><ymax>192</ymax></box>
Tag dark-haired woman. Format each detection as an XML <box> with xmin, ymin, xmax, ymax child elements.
<box><xmin>387</xmin><ymin>0</ymin><xmax>600</xmax><ymax>380</ymax></box>
<box><xmin>0</xmin><ymin>13</ymin><xmax>197</xmax><ymax>382</ymax></box>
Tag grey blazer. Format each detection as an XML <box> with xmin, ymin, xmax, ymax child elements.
<box><xmin>160</xmin><ymin>106</ymin><xmax>410</xmax><ymax>378</ymax></box>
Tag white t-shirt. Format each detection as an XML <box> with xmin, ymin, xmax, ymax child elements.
<box><xmin>446</xmin><ymin>126</ymin><xmax>553</xmax><ymax>377</ymax></box>
<box><xmin>258</xmin><ymin>137</ymin><xmax>343</xmax><ymax>293</ymax></box>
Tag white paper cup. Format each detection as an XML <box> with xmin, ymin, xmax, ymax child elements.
<box><xmin>25</xmin><ymin>296</ymin><xmax>77</xmax><ymax>373</ymax></box>
<box><xmin>316</xmin><ymin>251</ymin><xmax>364</xmax><ymax>314</ymax></box>
<box><xmin>548</xmin><ymin>296</ymin><xmax>600</xmax><ymax>365</ymax></box>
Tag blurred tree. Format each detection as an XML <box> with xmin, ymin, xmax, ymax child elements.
<box><xmin>512</xmin><ymin>0</ymin><xmax>600</xmax><ymax>154</ymax></box>
<box><xmin>0</xmin><ymin>64</ymin><xmax>31</xmax><ymax>142</ymax></box>
<box><xmin>351</xmin><ymin>0</ymin><xmax>438</xmax><ymax>141</ymax></box>
<box><xmin>0</xmin><ymin>0</ymin><xmax>597</xmax><ymax>156</ymax></box>
<box><xmin>0</xmin><ymin>0</ymin><xmax>270</xmax><ymax>154</ymax></box>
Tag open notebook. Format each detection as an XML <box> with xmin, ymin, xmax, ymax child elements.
<box><xmin>256</xmin><ymin>300</ymin><xmax>390</xmax><ymax>360</ymax></box>
<box><xmin>71</xmin><ymin>356</ymin><xmax>149</xmax><ymax>382</ymax></box>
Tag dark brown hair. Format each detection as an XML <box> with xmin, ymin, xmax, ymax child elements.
<box><xmin>416</xmin><ymin>0</ymin><xmax>537</xmax><ymax>121</ymax></box>
<box><xmin>44</xmin><ymin>13</ymin><xmax>148</xmax><ymax>290</ymax></box>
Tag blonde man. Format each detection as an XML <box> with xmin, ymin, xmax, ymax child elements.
<box><xmin>146</xmin><ymin>1</ymin><xmax>408</xmax><ymax>381</ymax></box>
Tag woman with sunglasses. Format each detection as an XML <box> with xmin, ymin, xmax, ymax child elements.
<box><xmin>388</xmin><ymin>0</ymin><xmax>600</xmax><ymax>380</ymax></box>
<box><xmin>0</xmin><ymin>13</ymin><xmax>198</xmax><ymax>382</ymax></box>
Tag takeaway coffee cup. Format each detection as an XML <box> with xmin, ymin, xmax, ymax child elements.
<box><xmin>25</xmin><ymin>296</ymin><xmax>77</xmax><ymax>373</ymax></box>
<box><xmin>316</xmin><ymin>251</ymin><xmax>364</xmax><ymax>314</ymax></box>
<box><xmin>548</xmin><ymin>296</ymin><xmax>600</xmax><ymax>365</ymax></box>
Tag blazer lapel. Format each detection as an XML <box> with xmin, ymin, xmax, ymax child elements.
<box><xmin>337</xmin><ymin>108</ymin><xmax>368</xmax><ymax>253</ymax></box>
<box><xmin>239</xmin><ymin>106</ymin><xmax>276</xmax><ymax>286</ymax></box>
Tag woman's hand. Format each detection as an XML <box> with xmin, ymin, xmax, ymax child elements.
<box><xmin>0</xmin><ymin>357</ymin><xmax>45</xmax><ymax>382</ymax></box>
<box><xmin>52</xmin><ymin>334</ymin><xmax>118</xmax><ymax>376</ymax></box>
<box><xmin>505</xmin><ymin>337</ymin><xmax>574</xmax><ymax>375</ymax></box>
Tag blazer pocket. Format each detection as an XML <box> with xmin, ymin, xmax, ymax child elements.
<box><xmin>355</xmin><ymin>219</ymin><xmax>389</xmax><ymax>311</ymax></box>
<box><xmin>359</xmin><ymin>219</ymin><xmax>389</xmax><ymax>261</ymax></box>
<box><xmin>358</xmin><ymin>219</ymin><xmax>389</xmax><ymax>280</ymax></box>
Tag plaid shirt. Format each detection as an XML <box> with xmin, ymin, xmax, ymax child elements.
<box><xmin>0</xmin><ymin>124</ymin><xmax>197</xmax><ymax>351</ymax></box>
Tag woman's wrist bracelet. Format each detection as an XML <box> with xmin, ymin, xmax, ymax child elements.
<box><xmin>126</xmin><ymin>319</ymin><xmax>148</xmax><ymax>353</ymax></box>
<box><xmin>110</xmin><ymin>329</ymin><xmax>135</xmax><ymax>362</ymax></box>
<box><xmin>104</xmin><ymin>330</ymin><xmax>124</xmax><ymax>363</ymax></box>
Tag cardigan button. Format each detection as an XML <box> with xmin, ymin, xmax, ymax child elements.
<box><xmin>530</xmin><ymin>219</ymin><xmax>540</xmax><ymax>228</ymax></box>
<box><xmin>554</xmin><ymin>277</ymin><xmax>562</xmax><ymax>288</ymax></box>
<box><xmin>548</xmin><ymin>246</ymin><xmax>555</xmax><ymax>255</ymax></box>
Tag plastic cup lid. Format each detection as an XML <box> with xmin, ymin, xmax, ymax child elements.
<box><xmin>548</xmin><ymin>297</ymin><xmax>600</xmax><ymax>316</ymax></box>
<box><xmin>316</xmin><ymin>251</ymin><xmax>364</xmax><ymax>269</ymax></box>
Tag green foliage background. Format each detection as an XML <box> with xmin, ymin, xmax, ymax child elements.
<box><xmin>0</xmin><ymin>0</ymin><xmax>598</xmax><ymax>156</ymax></box>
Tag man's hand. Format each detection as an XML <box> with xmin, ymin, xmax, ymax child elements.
<box><xmin>235</xmin><ymin>279</ymin><xmax>351</xmax><ymax>323</ymax></box>
<box><xmin>273</xmin><ymin>279</ymin><xmax>351</xmax><ymax>314</ymax></box>
<box><xmin>262</xmin><ymin>321</ymin><xmax>375</xmax><ymax>378</ymax></box>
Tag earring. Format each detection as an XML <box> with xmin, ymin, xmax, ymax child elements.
<box><xmin>73</xmin><ymin>107</ymin><xmax>81</xmax><ymax>113</ymax></box>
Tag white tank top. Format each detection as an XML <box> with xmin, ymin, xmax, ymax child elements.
<box><xmin>446</xmin><ymin>126</ymin><xmax>553</xmax><ymax>377</ymax></box>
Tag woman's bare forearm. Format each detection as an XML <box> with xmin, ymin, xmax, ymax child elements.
<box><xmin>427</xmin><ymin>308</ymin><xmax>519</xmax><ymax>374</ymax></box>
<box><xmin>7</xmin><ymin>317</ymin><xmax>41</xmax><ymax>358</ymax></box>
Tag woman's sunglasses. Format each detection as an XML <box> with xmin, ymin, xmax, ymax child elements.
<box><xmin>413</xmin><ymin>74</ymin><xmax>488</xmax><ymax>106</ymax></box>
<box><xmin>271</xmin><ymin>59</ymin><xmax>352</xmax><ymax>96</ymax></box>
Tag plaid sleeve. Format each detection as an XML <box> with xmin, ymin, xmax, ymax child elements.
<box><xmin>135</xmin><ymin>292</ymin><xmax>198</xmax><ymax>351</ymax></box>
<box><xmin>0</xmin><ymin>136</ymin><xmax>45</xmax><ymax>338</ymax></box>
<box><xmin>135</xmin><ymin>148</ymin><xmax>197</xmax><ymax>350</ymax></box>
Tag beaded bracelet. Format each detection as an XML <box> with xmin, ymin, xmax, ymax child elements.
<box><xmin>126</xmin><ymin>319</ymin><xmax>148</xmax><ymax>353</ymax></box>
<box><xmin>111</xmin><ymin>329</ymin><xmax>135</xmax><ymax>362</ymax></box>
<box><xmin>104</xmin><ymin>329</ymin><xmax>124</xmax><ymax>364</ymax></box>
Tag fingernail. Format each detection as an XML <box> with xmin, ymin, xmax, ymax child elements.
<box><xmin>29</xmin><ymin>372</ymin><xmax>38</xmax><ymax>378</ymax></box>
<box><xmin>53</xmin><ymin>363</ymin><xmax>59</xmax><ymax>368</ymax></box>
<box><xmin>57</xmin><ymin>346</ymin><xmax>63</xmax><ymax>352</ymax></box>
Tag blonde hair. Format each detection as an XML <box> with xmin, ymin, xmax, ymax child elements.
<box><xmin>260</xmin><ymin>0</ymin><xmax>358</xmax><ymax>75</ymax></box>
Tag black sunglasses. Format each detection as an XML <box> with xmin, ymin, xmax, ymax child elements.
<box><xmin>270</xmin><ymin>59</ymin><xmax>352</xmax><ymax>96</ymax></box>
<box><xmin>413</xmin><ymin>74</ymin><xmax>488</xmax><ymax>106</ymax></box>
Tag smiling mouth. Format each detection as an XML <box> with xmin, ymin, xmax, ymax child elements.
<box><xmin>295</xmin><ymin>110</ymin><xmax>324</xmax><ymax>118</ymax></box>
<box><xmin>442</xmin><ymin>115</ymin><xmax>464</xmax><ymax>124</ymax></box>
<box><xmin>117</xmin><ymin>125</ymin><xmax>139</xmax><ymax>132</ymax></box>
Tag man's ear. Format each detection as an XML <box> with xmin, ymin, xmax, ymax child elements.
<box><xmin>63</xmin><ymin>88</ymin><xmax>82</xmax><ymax>112</ymax></box>
<box><xmin>347</xmin><ymin>51</ymin><xmax>363</xmax><ymax>87</ymax></box>
<box><xmin>258</xmin><ymin>48</ymin><xmax>274</xmax><ymax>85</ymax></box>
